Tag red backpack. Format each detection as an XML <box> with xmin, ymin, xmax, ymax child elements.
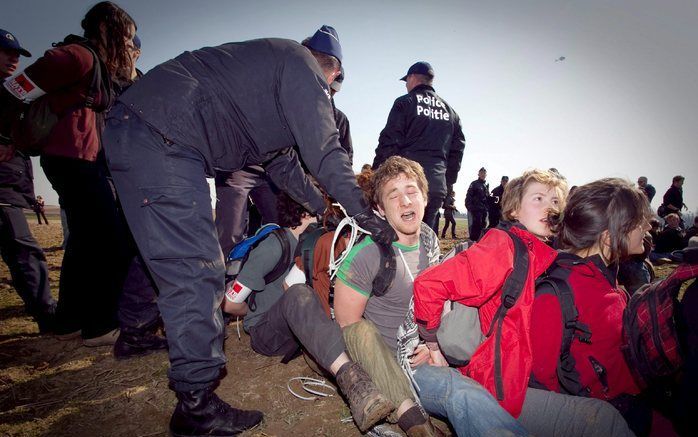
<box><xmin>621</xmin><ymin>248</ymin><xmax>698</xmax><ymax>389</ymax></box>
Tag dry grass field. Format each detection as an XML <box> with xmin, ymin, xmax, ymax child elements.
<box><xmin>0</xmin><ymin>216</ymin><xmax>680</xmax><ymax>436</ymax></box>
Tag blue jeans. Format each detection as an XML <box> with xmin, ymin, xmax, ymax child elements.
<box><xmin>412</xmin><ymin>365</ymin><xmax>530</xmax><ymax>437</ymax></box>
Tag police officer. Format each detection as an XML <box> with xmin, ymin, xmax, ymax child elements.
<box><xmin>465</xmin><ymin>167</ymin><xmax>489</xmax><ymax>241</ymax></box>
<box><xmin>213</xmin><ymin>29</ymin><xmax>354</xmax><ymax>258</ymax></box>
<box><xmin>0</xmin><ymin>29</ymin><xmax>57</xmax><ymax>332</ymax></box>
<box><xmin>330</xmin><ymin>66</ymin><xmax>353</xmax><ymax>161</ymax></box>
<box><xmin>373</xmin><ymin>61</ymin><xmax>466</xmax><ymax>232</ymax></box>
<box><xmin>102</xmin><ymin>26</ymin><xmax>395</xmax><ymax>437</ymax></box>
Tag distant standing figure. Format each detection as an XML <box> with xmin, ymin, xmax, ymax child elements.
<box><xmin>488</xmin><ymin>176</ymin><xmax>508</xmax><ymax>229</ymax></box>
<box><xmin>441</xmin><ymin>190</ymin><xmax>458</xmax><ymax>238</ymax></box>
<box><xmin>34</xmin><ymin>195</ymin><xmax>49</xmax><ymax>224</ymax></box>
<box><xmin>465</xmin><ymin>167</ymin><xmax>489</xmax><ymax>241</ymax></box>
<box><xmin>637</xmin><ymin>176</ymin><xmax>656</xmax><ymax>203</ymax></box>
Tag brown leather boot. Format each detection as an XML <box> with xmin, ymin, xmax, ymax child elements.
<box><xmin>335</xmin><ymin>361</ymin><xmax>394</xmax><ymax>432</ymax></box>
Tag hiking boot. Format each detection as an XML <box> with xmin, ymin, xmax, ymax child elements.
<box><xmin>113</xmin><ymin>329</ymin><xmax>168</xmax><ymax>360</ymax></box>
<box><xmin>404</xmin><ymin>420</ymin><xmax>446</xmax><ymax>437</ymax></box>
<box><xmin>398</xmin><ymin>405</ymin><xmax>444</xmax><ymax>437</ymax></box>
<box><xmin>83</xmin><ymin>328</ymin><xmax>120</xmax><ymax>347</ymax></box>
<box><xmin>335</xmin><ymin>361</ymin><xmax>394</xmax><ymax>432</ymax></box>
<box><xmin>169</xmin><ymin>387</ymin><xmax>263</xmax><ymax>437</ymax></box>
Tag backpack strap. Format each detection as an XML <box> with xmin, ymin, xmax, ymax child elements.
<box><xmin>299</xmin><ymin>227</ymin><xmax>326</xmax><ymax>288</ymax></box>
<box><xmin>247</xmin><ymin>229</ymin><xmax>292</xmax><ymax>312</ymax></box>
<box><xmin>485</xmin><ymin>224</ymin><xmax>530</xmax><ymax>400</ymax></box>
<box><xmin>263</xmin><ymin>229</ymin><xmax>292</xmax><ymax>284</ymax></box>
<box><xmin>535</xmin><ymin>261</ymin><xmax>592</xmax><ymax>396</ymax></box>
<box><xmin>55</xmin><ymin>35</ymin><xmax>114</xmax><ymax>113</ymax></box>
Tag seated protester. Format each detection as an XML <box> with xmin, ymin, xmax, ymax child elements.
<box><xmin>286</xmin><ymin>169</ymin><xmax>373</xmax><ymax>317</ymax></box>
<box><xmin>414</xmin><ymin>169</ymin><xmax>634</xmax><ymax>436</ymax></box>
<box><xmin>530</xmin><ymin>178</ymin><xmax>653</xmax><ymax>435</ymax></box>
<box><xmin>223</xmin><ymin>192</ymin><xmax>393</xmax><ymax>433</ymax></box>
<box><xmin>651</xmin><ymin>213</ymin><xmax>686</xmax><ymax>262</ymax></box>
<box><xmin>334</xmin><ymin>156</ymin><xmax>527</xmax><ymax>436</ymax></box>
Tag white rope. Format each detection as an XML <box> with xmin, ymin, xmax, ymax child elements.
<box><xmin>287</xmin><ymin>376</ymin><xmax>336</xmax><ymax>401</ymax></box>
<box><xmin>236</xmin><ymin>316</ymin><xmax>241</xmax><ymax>341</ymax></box>
<box><xmin>328</xmin><ymin>203</ymin><xmax>375</xmax><ymax>282</ymax></box>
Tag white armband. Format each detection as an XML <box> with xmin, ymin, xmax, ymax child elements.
<box><xmin>3</xmin><ymin>71</ymin><xmax>46</xmax><ymax>102</ymax></box>
<box><xmin>284</xmin><ymin>265</ymin><xmax>307</xmax><ymax>288</ymax></box>
<box><xmin>224</xmin><ymin>280</ymin><xmax>252</xmax><ymax>303</ymax></box>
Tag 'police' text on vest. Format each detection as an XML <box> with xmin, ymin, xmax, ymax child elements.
<box><xmin>416</xmin><ymin>94</ymin><xmax>450</xmax><ymax>121</ymax></box>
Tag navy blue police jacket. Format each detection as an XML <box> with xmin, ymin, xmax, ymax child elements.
<box><xmin>117</xmin><ymin>38</ymin><xmax>365</xmax><ymax>216</ymax></box>
<box><xmin>372</xmin><ymin>84</ymin><xmax>465</xmax><ymax>196</ymax></box>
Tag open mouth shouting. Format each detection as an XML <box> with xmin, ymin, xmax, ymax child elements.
<box><xmin>401</xmin><ymin>210</ymin><xmax>417</xmax><ymax>222</ymax></box>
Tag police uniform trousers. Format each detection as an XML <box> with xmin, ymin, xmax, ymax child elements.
<box><xmin>214</xmin><ymin>167</ymin><xmax>279</xmax><ymax>257</ymax></box>
<box><xmin>103</xmin><ymin>103</ymin><xmax>226</xmax><ymax>392</ymax></box>
<box><xmin>0</xmin><ymin>205</ymin><xmax>55</xmax><ymax>318</ymax></box>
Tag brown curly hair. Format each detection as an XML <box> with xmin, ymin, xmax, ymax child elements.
<box><xmin>370</xmin><ymin>156</ymin><xmax>428</xmax><ymax>209</ymax></box>
<box><xmin>81</xmin><ymin>1</ymin><xmax>136</xmax><ymax>82</ymax></box>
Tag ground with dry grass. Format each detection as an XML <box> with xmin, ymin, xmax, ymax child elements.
<box><xmin>0</xmin><ymin>217</ymin><xmax>679</xmax><ymax>436</ymax></box>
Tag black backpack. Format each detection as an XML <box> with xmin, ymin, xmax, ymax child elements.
<box><xmin>529</xmin><ymin>253</ymin><xmax>593</xmax><ymax>396</ymax></box>
<box><xmin>11</xmin><ymin>35</ymin><xmax>114</xmax><ymax>155</ymax></box>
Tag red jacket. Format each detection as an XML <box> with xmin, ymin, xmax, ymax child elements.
<box><xmin>530</xmin><ymin>255</ymin><xmax>640</xmax><ymax>399</ymax></box>
<box><xmin>22</xmin><ymin>44</ymin><xmax>102</xmax><ymax>161</ymax></box>
<box><xmin>413</xmin><ymin>226</ymin><xmax>557</xmax><ymax>417</ymax></box>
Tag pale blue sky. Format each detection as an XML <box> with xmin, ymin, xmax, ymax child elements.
<box><xmin>5</xmin><ymin>0</ymin><xmax>697</xmax><ymax>211</ymax></box>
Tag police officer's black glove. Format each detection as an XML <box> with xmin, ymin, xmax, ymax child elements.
<box><xmin>352</xmin><ymin>207</ymin><xmax>397</xmax><ymax>246</ymax></box>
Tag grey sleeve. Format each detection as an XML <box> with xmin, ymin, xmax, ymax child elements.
<box><xmin>236</xmin><ymin>235</ymin><xmax>284</xmax><ymax>291</ymax></box>
<box><xmin>277</xmin><ymin>53</ymin><xmax>367</xmax><ymax>216</ymax></box>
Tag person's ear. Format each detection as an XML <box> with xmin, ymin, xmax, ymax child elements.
<box><xmin>377</xmin><ymin>204</ymin><xmax>386</xmax><ymax>218</ymax></box>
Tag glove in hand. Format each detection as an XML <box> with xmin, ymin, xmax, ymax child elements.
<box><xmin>352</xmin><ymin>207</ymin><xmax>397</xmax><ymax>246</ymax></box>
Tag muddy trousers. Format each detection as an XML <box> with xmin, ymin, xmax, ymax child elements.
<box><xmin>249</xmin><ymin>284</ymin><xmax>346</xmax><ymax>371</ymax></box>
<box><xmin>342</xmin><ymin>319</ymin><xmax>414</xmax><ymax>423</ymax></box>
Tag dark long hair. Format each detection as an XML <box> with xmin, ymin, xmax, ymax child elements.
<box><xmin>81</xmin><ymin>1</ymin><xmax>136</xmax><ymax>81</ymax></box>
<box><xmin>558</xmin><ymin>178</ymin><xmax>652</xmax><ymax>264</ymax></box>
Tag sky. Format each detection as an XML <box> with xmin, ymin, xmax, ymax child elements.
<box><xmin>4</xmin><ymin>0</ymin><xmax>697</xmax><ymax>212</ymax></box>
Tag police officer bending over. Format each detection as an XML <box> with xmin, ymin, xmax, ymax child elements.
<box><xmin>373</xmin><ymin>61</ymin><xmax>466</xmax><ymax>233</ymax></box>
<box><xmin>102</xmin><ymin>26</ymin><xmax>395</xmax><ymax>437</ymax></box>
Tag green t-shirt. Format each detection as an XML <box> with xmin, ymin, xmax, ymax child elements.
<box><xmin>336</xmin><ymin>226</ymin><xmax>439</xmax><ymax>352</ymax></box>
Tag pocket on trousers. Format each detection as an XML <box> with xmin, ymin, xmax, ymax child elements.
<box><xmin>139</xmin><ymin>186</ymin><xmax>213</xmax><ymax>260</ymax></box>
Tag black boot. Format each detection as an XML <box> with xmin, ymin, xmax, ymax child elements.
<box><xmin>113</xmin><ymin>328</ymin><xmax>168</xmax><ymax>360</ymax></box>
<box><xmin>170</xmin><ymin>387</ymin><xmax>263</xmax><ymax>437</ymax></box>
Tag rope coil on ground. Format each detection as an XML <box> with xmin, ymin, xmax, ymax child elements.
<box><xmin>286</xmin><ymin>376</ymin><xmax>336</xmax><ymax>401</ymax></box>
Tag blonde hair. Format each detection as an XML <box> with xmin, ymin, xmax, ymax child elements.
<box><xmin>370</xmin><ymin>156</ymin><xmax>428</xmax><ymax>208</ymax></box>
<box><xmin>501</xmin><ymin>169</ymin><xmax>569</xmax><ymax>221</ymax></box>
